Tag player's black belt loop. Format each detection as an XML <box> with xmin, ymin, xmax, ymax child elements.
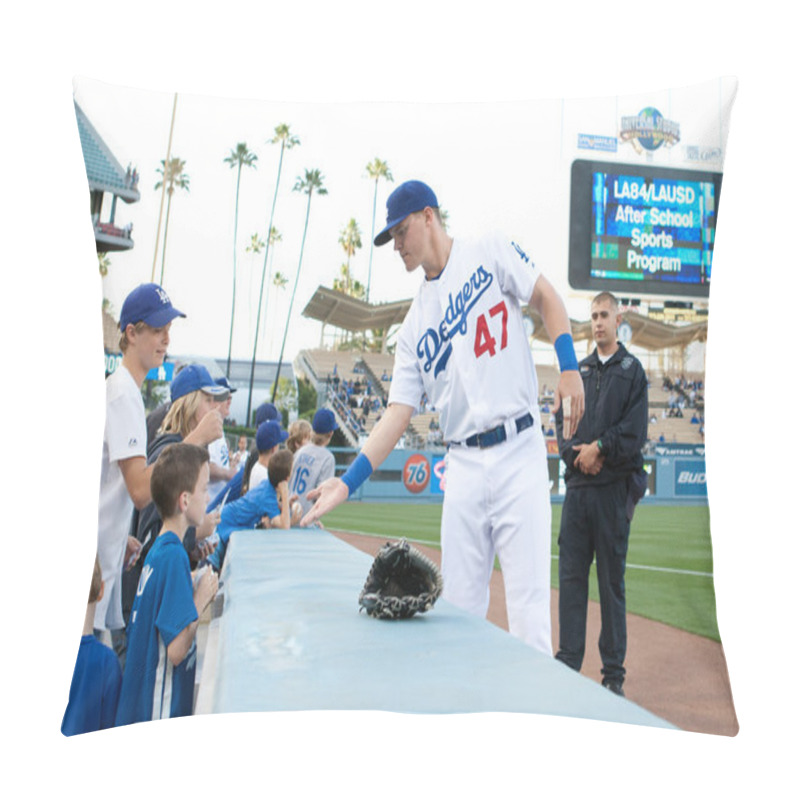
<box><xmin>460</xmin><ymin>412</ymin><xmax>534</xmax><ymax>449</ymax></box>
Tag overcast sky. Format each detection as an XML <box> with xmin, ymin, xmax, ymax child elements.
<box><xmin>73</xmin><ymin>76</ymin><xmax>734</xmax><ymax>367</ymax></box>
<box><xmin>4</xmin><ymin>1</ymin><xmax>797</xmax><ymax>796</ymax></box>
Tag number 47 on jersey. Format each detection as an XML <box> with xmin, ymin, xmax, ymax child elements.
<box><xmin>473</xmin><ymin>300</ymin><xmax>508</xmax><ymax>359</ymax></box>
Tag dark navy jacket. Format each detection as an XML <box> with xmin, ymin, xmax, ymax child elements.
<box><xmin>555</xmin><ymin>343</ymin><xmax>648</xmax><ymax>488</ymax></box>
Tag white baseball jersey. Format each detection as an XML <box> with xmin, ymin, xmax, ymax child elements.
<box><xmin>388</xmin><ymin>232</ymin><xmax>542</xmax><ymax>441</ymax></box>
<box><xmin>388</xmin><ymin>232</ymin><xmax>552</xmax><ymax>655</ymax></box>
<box><xmin>290</xmin><ymin>443</ymin><xmax>336</xmax><ymax>515</ymax></box>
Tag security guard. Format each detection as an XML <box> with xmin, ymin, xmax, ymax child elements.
<box><xmin>554</xmin><ymin>292</ymin><xmax>648</xmax><ymax>696</ymax></box>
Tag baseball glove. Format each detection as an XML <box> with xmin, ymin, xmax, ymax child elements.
<box><xmin>358</xmin><ymin>539</ymin><xmax>443</xmax><ymax>620</ymax></box>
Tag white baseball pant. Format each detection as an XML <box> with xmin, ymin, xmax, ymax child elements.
<box><xmin>440</xmin><ymin>424</ymin><xmax>552</xmax><ymax>656</ymax></box>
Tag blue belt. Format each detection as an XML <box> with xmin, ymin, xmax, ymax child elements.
<box><xmin>456</xmin><ymin>412</ymin><xmax>534</xmax><ymax>449</ymax></box>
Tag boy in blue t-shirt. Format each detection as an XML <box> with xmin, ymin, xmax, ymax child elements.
<box><xmin>115</xmin><ymin>443</ymin><xmax>219</xmax><ymax>726</ymax></box>
<box><xmin>61</xmin><ymin>556</ymin><xmax>122</xmax><ymax>736</ymax></box>
<box><xmin>207</xmin><ymin>448</ymin><xmax>297</xmax><ymax>572</ymax></box>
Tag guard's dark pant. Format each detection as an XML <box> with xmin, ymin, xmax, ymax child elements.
<box><xmin>555</xmin><ymin>480</ymin><xmax>630</xmax><ymax>683</ymax></box>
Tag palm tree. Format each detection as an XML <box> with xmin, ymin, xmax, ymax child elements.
<box><xmin>223</xmin><ymin>143</ymin><xmax>258</xmax><ymax>377</ymax></box>
<box><xmin>272</xmin><ymin>270</ymin><xmax>289</xmax><ymax>291</ymax></box>
<box><xmin>262</xmin><ymin>226</ymin><xmax>282</xmax><ymax>328</ymax></box>
<box><xmin>333</xmin><ymin>264</ymin><xmax>365</xmax><ymax>299</ymax></box>
<box><xmin>337</xmin><ymin>217</ymin><xmax>362</xmax><ymax>294</ymax></box>
<box><xmin>271</xmin><ymin>168</ymin><xmax>328</xmax><ymax>402</ymax></box>
<box><xmin>246</xmin><ymin>124</ymin><xmax>300</xmax><ymax>424</ymax></box>
<box><xmin>245</xmin><ymin>233</ymin><xmax>265</xmax><ymax>344</ymax></box>
<box><xmin>154</xmin><ymin>157</ymin><xmax>190</xmax><ymax>286</ymax></box>
<box><xmin>270</xmin><ymin>269</ymin><xmax>288</xmax><ymax>345</ymax></box>
<box><xmin>365</xmin><ymin>157</ymin><xmax>393</xmax><ymax>302</ymax></box>
<box><xmin>97</xmin><ymin>252</ymin><xmax>111</xmax><ymax>278</ymax></box>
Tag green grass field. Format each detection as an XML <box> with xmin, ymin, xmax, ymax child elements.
<box><xmin>321</xmin><ymin>501</ymin><xmax>721</xmax><ymax>641</ymax></box>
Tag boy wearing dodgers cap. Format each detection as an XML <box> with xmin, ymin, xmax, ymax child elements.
<box><xmin>289</xmin><ymin>408</ymin><xmax>339</xmax><ymax>519</ymax></box>
<box><xmin>96</xmin><ymin>284</ymin><xmax>189</xmax><ymax>642</ymax></box>
<box><xmin>206</xmin><ymin>419</ymin><xmax>293</xmax><ymax>572</ymax></box>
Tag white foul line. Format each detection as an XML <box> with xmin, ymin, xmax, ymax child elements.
<box><xmin>329</xmin><ymin>528</ymin><xmax>714</xmax><ymax>578</ymax></box>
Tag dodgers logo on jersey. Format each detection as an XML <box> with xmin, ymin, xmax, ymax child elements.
<box><xmin>417</xmin><ymin>266</ymin><xmax>493</xmax><ymax>377</ymax></box>
<box><xmin>511</xmin><ymin>241</ymin><xmax>531</xmax><ymax>265</ymax></box>
<box><xmin>136</xmin><ymin>564</ymin><xmax>154</xmax><ymax>597</ymax></box>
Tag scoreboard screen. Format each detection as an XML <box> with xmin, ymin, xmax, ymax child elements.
<box><xmin>568</xmin><ymin>159</ymin><xmax>723</xmax><ymax>298</ymax></box>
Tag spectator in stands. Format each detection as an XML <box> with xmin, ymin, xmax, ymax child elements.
<box><xmin>207</xmin><ymin>377</ymin><xmax>238</xmax><ymax>501</ymax></box>
<box><xmin>287</xmin><ymin>419</ymin><xmax>313</xmax><ymax>454</ymax></box>
<box><xmin>209</xmin><ymin>449</ymin><xmax>298</xmax><ymax>572</ymax></box>
<box><xmin>115</xmin><ymin>444</ymin><xmax>219</xmax><ymax>726</ymax></box>
<box><xmin>290</xmin><ymin>409</ymin><xmax>338</xmax><ymax>519</ymax></box>
<box><xmin>61</xmin><ymin>556</ymin><xmax>122</xmax><ymax>736</ymax></box>
<box><xmin>146</xmin><ymin>399</ymin><xmax>171</xmax><ymax>448</ymax></box>
<box><xmin>211</xmin><ymin>400</ymin><xmax>282</xmax><ymax>506</ymax></box>
<box><xmin>95</xmin><ymin>283</ymin><xmax>192</xmax><ymax>658</ymax></box>
<box><xmin>244</xmin><ymin>419</ymin><xmax>289</xmax><ymax>493</ymax></box>
<box><xmin>231</xmin><ymin>435</ymin><xmax>249</xmax><ymax>471</ymax></box>
<box><xmin>121</xmin><ymin>364</ymin><xmax>226</xmax><ymax>638</ymax></box>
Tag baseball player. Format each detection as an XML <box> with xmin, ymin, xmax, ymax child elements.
<box><xmin>302</xmin><ymin>180</ymin><xmax>584</xmax><ymax>655</ymax></box>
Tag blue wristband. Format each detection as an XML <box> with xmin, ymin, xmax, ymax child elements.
<box><xmin>554</xmin><ymin>333</ymin><xmax>579</xmax><ymax>372</ymax></box>
<box><xmin>341</xmin><ymin>453</ymin><xmax>373</xmax><ymax>496</ymax></box>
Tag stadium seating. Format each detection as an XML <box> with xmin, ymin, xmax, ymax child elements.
<box><xmin>298</xmin><ymin>350</ymin><xmax>705</xmax><ymax>446</ymax></box>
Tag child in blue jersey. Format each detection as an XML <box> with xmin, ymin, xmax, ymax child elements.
<box><xmin>207</xmin><ymin>448</ymin><xmax>298</xmax><ymax>572</ymax></box>
<box><xmin>115</xmin><ymin>444</ymin><xmax>219</xmax><ymax>726</ymax></box>
<box><xmin>61</xmin><ymin>556</ymin><xmax>122</xmax><ymax>736</ymax></box>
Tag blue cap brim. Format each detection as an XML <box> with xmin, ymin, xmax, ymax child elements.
<box><xmin>374</xmin><ymin>214</ymin><xmax>408</xmax><ymax>247</ymax></box>
<box><xmin>140</xmin><ymin>306</ymin><xmax>186</xmax><ymax>329</ymax></box>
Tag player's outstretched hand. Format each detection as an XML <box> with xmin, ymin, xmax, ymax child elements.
<box><xmin>554</xmin><ymin>370</ymin><xmax>585</xmax><ymax>440</ymax></box>
<box><xmin>301</xmin><ymin>477</ymin><xmax>349</xmax><ymax>527</ymax></box>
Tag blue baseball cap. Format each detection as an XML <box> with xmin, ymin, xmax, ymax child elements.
<box><xmin>171</xmin><ymin>364</ymin><xmax>229</xmax><ymax>403</ymax></box>
<box><xmin>216</xmin><ymin>376</ymin><xmax>237</xmax><ymax>393</ymax></box>
<box><xmin>374</xmin><ymin>180</ymin><xmax>439</xmax><ymax>247</ymax></box>
<box><xmin>119</xmin><ymin>283</ymin><xmax>186</xmax><ymax>330</ymax></box>
<box><xmin>312</xmin><ymin>408</ymin><xmax>338</xmax><ymax>434</ymax></box>
<box><xmin>256</xmin><ymin>420</ymin><xmax>289</xmax><ymax>452</ymax></box>
<box><xmin>256</xmin><ymin>402</ymin><xmax>280</xmax><ymax>425</ymax></box>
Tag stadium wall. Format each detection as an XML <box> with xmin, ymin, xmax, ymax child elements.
<box><xmin>330</xmin><ymin>446</ymin><xmax>707</xmax><ymax>505</ymax></box>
